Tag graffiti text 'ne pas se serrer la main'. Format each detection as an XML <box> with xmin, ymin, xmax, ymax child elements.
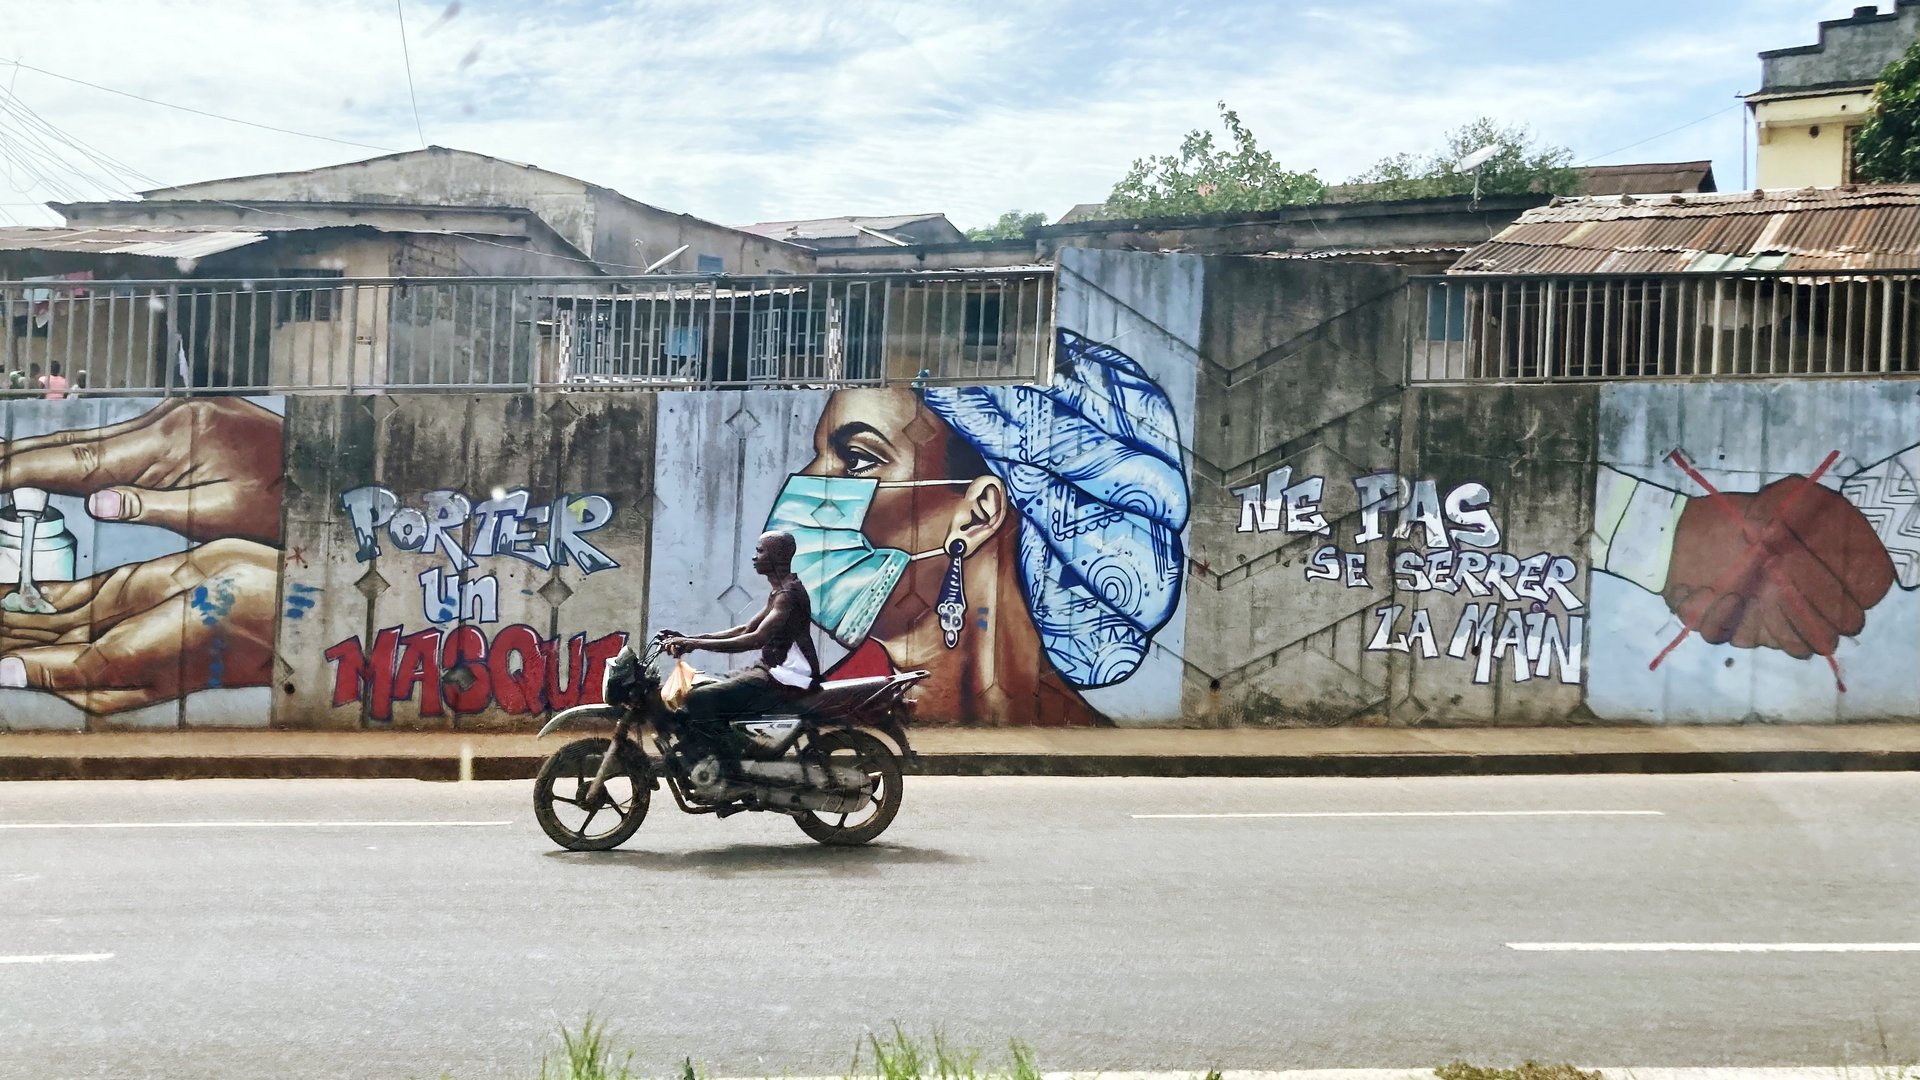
<box><xmin>1235</xmin><ymin>468</ymin><xmax>1585</xmax><ymax>685</ymax></box>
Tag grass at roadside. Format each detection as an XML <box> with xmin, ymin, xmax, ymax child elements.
<box><xmin>515</xmin><ymin>1019</ymin><xmax>1149</xmax><ymax>1080</ymax></box>
<box><xmin>487</xmin><ymin>1019</ymin><xmax>1916</xmax><ymax>1080</ymax></box>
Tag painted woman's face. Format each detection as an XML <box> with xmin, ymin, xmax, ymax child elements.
<box><xmin>800</xmin><ymin>389</ymin><xmax>965</xmax><ymax>554</ymax></box>
<box><xmin>796</xmin><ymin>389</ymin><xmax>983</xmax><ymax>645</ymax></box>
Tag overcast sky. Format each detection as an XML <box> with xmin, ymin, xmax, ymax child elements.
<box><xmin>0</xmin><ymin>0</ymin><xmax>1889</xmax><ymax>231</ymax></box>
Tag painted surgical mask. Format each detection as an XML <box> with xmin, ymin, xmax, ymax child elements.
<box><xmin>763</xmin><ymin>474</ymin><xmax>958</xmax><ymax>648</ymax></box>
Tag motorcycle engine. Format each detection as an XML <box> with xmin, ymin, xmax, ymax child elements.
<box><xmin>686</xmin><ymin>756</ymin><xmax>735</xmax><ymax>800</ymax></box>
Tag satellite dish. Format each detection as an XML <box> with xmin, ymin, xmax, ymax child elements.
<box><xmin>1456</xmin><ymin>144</ymin><xmax>1500</xmax><ymax>173</ymax></box>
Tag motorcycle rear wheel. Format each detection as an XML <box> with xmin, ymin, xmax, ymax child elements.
<box><xmin>534</xmin><ymin>738</ymin><xmax>650</xmax><ymax>851</ymax></box>
<box><xmin>794</xmin><ymin>729</ymin><xmax>902</xmax><ymax>846</ymax></box>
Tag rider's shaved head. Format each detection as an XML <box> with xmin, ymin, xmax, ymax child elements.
<box><xmin>755</xmin><ymin>530</ymin><xmax>797</xmax><ymax>575</ymax></box>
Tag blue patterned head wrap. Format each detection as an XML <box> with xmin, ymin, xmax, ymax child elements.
<box><xmin>922</xmin><ymin>330</ymin><xmax>1189</xmax><ymax>688</ymax></box>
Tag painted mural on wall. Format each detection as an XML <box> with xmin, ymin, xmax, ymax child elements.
<box><xmin>0</xmin><ymin>397</ymin><xmax>285</xmax><ymax>728</ymax></box>
<box><xmin>1235</xmin><ymin>468</ymin><xmax>1585</xmax><ymax>685</ymax></box>
<box><xmin>1588</xmin><ymin>382</ymin><xmax>1919</xmax><ymax>722</ymax></box>
<box><xmin>649</xmin><ymin>329</ymin><xmax>1193</xmax><ymax>726</ymax></box>
<box><xmin>321</xmin><ymin>484</ymin><xmax>627</xmax><ymax>721</ymax></box>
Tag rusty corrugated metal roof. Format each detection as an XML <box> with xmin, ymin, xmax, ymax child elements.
<box><xmin>1450</xmin><ymin>186</ymin><xmax>1920</xmax><ymax>274</ymax></box>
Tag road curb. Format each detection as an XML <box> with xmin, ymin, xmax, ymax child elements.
<box><xmin>3</xmin><ymin>748</ymin><xmax>1917</xmax><ymax>781</ymax></box>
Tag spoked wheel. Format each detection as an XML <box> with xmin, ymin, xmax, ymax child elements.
<box><xmin>794</xmin><ymin>729</ymin><xmax>902</xmax><ymax>846</ymax></box>
<box><xmin>534</xmin><ymin>738</ymin><xmax>650</xmax><ymax>851</ymax></box>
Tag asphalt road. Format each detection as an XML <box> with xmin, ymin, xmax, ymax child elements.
<box><xmin>1</xmin><ymin>773</ymin><xmax>1918</xmax><ymax>1079</ymax></box>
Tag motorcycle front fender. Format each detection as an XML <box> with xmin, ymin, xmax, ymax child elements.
<box><xmin>537</xmin><ymin>704</ymin><xmax>623</xmax><ymax>738</ymax></box>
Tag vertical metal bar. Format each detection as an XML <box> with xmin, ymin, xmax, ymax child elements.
<box><xmin>502</xmin><ymin>283</ymin><xmax>518</xmax><ymax>390</ymax></box>
<box><xmin>1847</xmin><ymin>277</ymin><xmax>1860</xmax><ymax>373</ymax></box>
<box><xmin>346</xmin><ymin>284</ymin><xmax>362</xmax><ymax>391</ymax></box>
<box><xmin>78</xmin><ymin>288</ymin><xmax>94</xmax><ymax>393</ymax></box>
<box><xmin>1769</xmin><ymin>277</ymin><xmax>1781</xmax><ymax>376</ymax></box>
<box><xmin>102</xmin><ymin>286</ymin><xmax>117</xmax><ymax>392</ymax></box>
<box><xmin>782</xmin><ymin>278</ymin><xmax>796</xmax><ymax>384</ymax></box>
<box><xmin>60</xmin><ymin>287</ymin><xmax>73</xmax><ymax>391</ymax></box>
<box><xmin>1786</xmin><ymin>278</ymin><xmax>1799</xmax><ymax>374</ymax></box>
<box><xmin>1903</xmin><ymin>275</ymin><xmax>1913</xmax><ymax>371</ymax></box>
<box><xmin>1711</xmin><ymin>279</ymin><xmax>1726</xmax><ymax>376</ymax></box>
<box><xmin>163</xmin><ymin>285</ymin><xmax>180</xmax><ymax>396</ymax></box>
<box><xmin>1539</xmin><ymin>280</ymin><xmax>1555</xmax><ymax>380</ymax></box>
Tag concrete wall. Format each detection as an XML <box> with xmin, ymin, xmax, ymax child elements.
<box><xmin>1759</xmin><ymin>3</ymin><xmax>1920</xmax><ymax>91</ymax></box>
<box><xmin>9</xmin><ymin>251</ymin><xmax>1920</xmax><ymax>732</ymax></box>
<box><xmin>142</xmin><ymin>149</ymin><xmax>605</xmax><ymax>258</ymax></box>
<box><xmin>275</xmin><ymin>394</ymin><xmax>654</xmax><ymax>729</ymax></box>
<box><xmin>588</xmin><ymin>200</ymin><xmax>813</xmax><ymax>276</ymax></box>
<box><xmin>1751</xmin><ymin>90</ymin><xmax>1875</xmax><ymax>187</ymax></box>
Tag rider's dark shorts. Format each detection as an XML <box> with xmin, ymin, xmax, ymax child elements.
<box><xmin>682</xmin><ymin>666</ymin><xmax>801</xmax><ymax>721</ymax></box>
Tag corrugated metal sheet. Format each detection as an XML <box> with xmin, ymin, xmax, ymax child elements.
<box><xmin>0</xmin><ymin>226</ymin><xmax>268</xmax><ymax>258</ymax></box>
<box><xmin>1255</xmin><ymin>244</ymin><xmax>1470</xmax><ymax>261</ymax></box>
<box><xmin>1451</xmin><ymin>185</ymin><xmax>1920</xmax><ymax>274</ymax></box>
<box><xmin>737</xmin><ymin>214</ymin><xmax>948</xmax><ymax>240</ymax></box>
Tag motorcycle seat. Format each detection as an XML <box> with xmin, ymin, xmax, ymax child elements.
<box><xmin>793</xmin><ymin>673</ymin><xmax>920</xmax><ymax>720</ymax></box>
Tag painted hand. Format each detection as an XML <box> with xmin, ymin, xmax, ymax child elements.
<box><xmin>0</xmin><ymin>398</ymin><xmax>283</xmax><ymax>544</ymax></box>
<box><xmin>0</xmin><ymin>539</ymin><xmax>279</xmax><ymax>713</ymax></box>
<box><xmin>1663</xmin><ymin>476</ymin><xmax>1895</xmax><ymax>659</ymax></box>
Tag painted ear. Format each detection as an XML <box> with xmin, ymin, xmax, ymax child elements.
<box><xmin>947</xmin><ymin>475</ymin><xmax>1008</xmax><ymax>555</ymax></box>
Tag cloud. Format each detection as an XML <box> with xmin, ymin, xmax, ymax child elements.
<box><xmin>0</xmin><ymin>0</ymin><xmax>1885</xmax><ymax>232</ymax></box>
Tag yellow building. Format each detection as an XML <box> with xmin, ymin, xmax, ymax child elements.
<box><xmin>1747</xmin><ymin>3</ymin><xmax>1920</xmax><ymax>188</ymax></box>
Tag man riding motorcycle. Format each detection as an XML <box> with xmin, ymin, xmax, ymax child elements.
<box><xmin>660</xmin><ymin>530</ymin><xmax>823</xmax><ymax>725</ymax></box>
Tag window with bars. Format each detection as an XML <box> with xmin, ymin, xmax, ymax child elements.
<box><xmin>274</xmin><ymin>269</ymin><xmax>344</xmax><ymax>322</ymax></box>
<box><xmin>963</xmin><ymin>291</ymin><xmax>1003</xmax><ymax>349</ymax></box>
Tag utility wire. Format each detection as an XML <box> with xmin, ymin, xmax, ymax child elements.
<box><xmin>1577</xmin><ymin>102</ymin><xmax>1743</xmax><ymax>167</ymax></box>
<box><xmin>0</xmin><ymin>60</ymin><xmax>400</xmax><ymax>152</ymax></box>
<box><xmin>396</xmin><ymin>0</ymin><xmax>428</xmax><ymax>148</ymax></box>
<box><xmin>0</xmin><ymin>76</ymin><xmax>678</xmax><ymax>274</ymax></box>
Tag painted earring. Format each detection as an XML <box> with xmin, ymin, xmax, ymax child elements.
<box><xmin>936</xmin><ymin>538</ymin><xmax>967</xmax><ymax>649</ymax></box>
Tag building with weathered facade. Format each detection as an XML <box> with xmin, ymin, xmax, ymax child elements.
<box><xmin>1747</xmin><ymin>2</ymin><xmax>1920</xmax><ymax>188</ymax></box>
<box><xmin>126</xmin><ymin>146</ymin><xmax>814</xmax><ymax>276</ymax></box>
<box><xmin>0</xmin><ymin>207</ymin><xmax>597</xmax><ymax>392</ymax></box>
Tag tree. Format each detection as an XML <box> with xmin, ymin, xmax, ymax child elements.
<box><xmin>1854</xmin><ymin>36</ymin><xmax>1920</xmax><ymax>182</ymax></box>
<box><xmin>1349</xmin><ymin>118</ymin><xmax>1578</xmax><ymax>201</ymax></box>
<box><xmin>966</xmin><ymin>210</ymin><xmax>1048</xmax><ymax>241</ymax></box>
<box><xmin>1098</xmin><ymin>101</ymin><xmax>1325</xmax><ymax>218</ymax></box>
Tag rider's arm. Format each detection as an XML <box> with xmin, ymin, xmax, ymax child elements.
<box><xmin>685</xmin><ymin>611</ymin><xmax>762</xmax><ymax>646</ymax></box>
<box><xmin>687</xmin><ymin>592</ymin><xmax>795</xmax><ymax>656</ymax></box>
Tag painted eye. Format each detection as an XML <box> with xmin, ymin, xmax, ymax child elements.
<box><xmin>840</xmin><ymin>445</ymin><xmax>884</xmax><ymax>475</ymax></box>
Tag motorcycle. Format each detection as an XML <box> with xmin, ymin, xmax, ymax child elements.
<box><xmin>531</xmin><ymin>630</ymin><xmax>925</xmax><ymax>851</ymax></box>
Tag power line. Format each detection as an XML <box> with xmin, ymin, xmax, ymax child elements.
<box><xmin>0</xmin><ymin>60</ymin><xmax>401</xmax><ymax>153</ymax></box>
<box><xmin>396</xmin><ymin>0</ymin><xmax>427</xmax><ymax>148</ymax></box>
<box><xmin>1577</xmin><ymin>102</ymin><xmax>1743</xmax><ymax>167</ymax></box>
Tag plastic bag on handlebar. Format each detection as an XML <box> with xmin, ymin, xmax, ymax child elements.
<box><xmin>660</xmin><ymin>659</ymin><xmax>701</xmax><ymax>711</ymax></box>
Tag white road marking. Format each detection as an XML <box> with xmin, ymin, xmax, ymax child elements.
<box><xmin>1509</xmin><ymin>942</ymin><xmax>1920</xmax><ymax>952</ymax></box>
<box><xmin>0</xmin><ymin>953</ymin><xmax>112</xmax><ymax>965</ymax></box>
<box><xmin>0</xmin><ymin>820</ymin><xmax>512</xmax><ymax>830</ymax></box>
<box><xmin>1132</xmin><ymin>810</ymin><xmax>1665</xmax><ymax>819</ymax></box>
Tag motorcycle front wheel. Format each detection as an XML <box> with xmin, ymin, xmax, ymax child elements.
<box><xmin>794</xmin><ymin>729</ymin><xmax>903</xmax><ymax>846</ymax></box>
<box><xmin>534</xmin><ymin>738</ymin><xmax>651</xmax><ymax>851</ymax></box>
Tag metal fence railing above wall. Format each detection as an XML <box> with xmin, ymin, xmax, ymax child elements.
<box><xmin>0</xmin><ymin>269</ymin><xmax>1056</xmax><ymax>397</ymax></box>
<box><xmin>1411</xmin><ymin>269</ymin><xmax>1920</xmax><ymax>383</ymax></box>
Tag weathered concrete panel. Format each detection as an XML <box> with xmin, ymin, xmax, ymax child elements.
<box><xmin>1588</xmin><ymin>380</ymin><xmax>1920</xmax><ymax>724</ymax></box>
<box><xmin>276</xmin><ymin>393</ymin><xmax>653</xmax><ymax>730</ymax></box>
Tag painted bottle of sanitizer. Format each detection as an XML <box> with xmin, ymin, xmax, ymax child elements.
<box><xmin>0</xmin><ymin>488</ymin><xmax>78</xmax><ymax>602</ymax></box>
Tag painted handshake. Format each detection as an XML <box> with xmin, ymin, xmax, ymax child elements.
<box><xmin>1663</xmin><ymin>476</ymin><xmax>1895</xmax><ymax>661</ymax></box>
